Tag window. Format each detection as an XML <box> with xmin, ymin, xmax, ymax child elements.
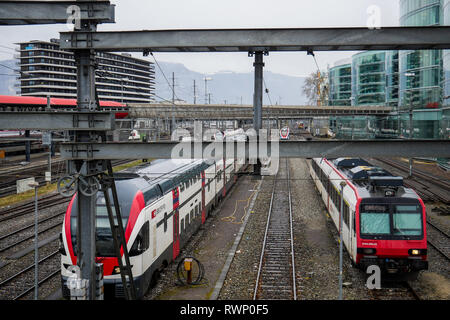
<box><xmin>343</xmin><ymin>202</ymin><xmax>350</xmax><ymax>227</ymax></box>
<box><xmin>190</xmin><ymin>209</ymin><xmax>194</xmax><ymax>223</ymax></box>
<box><xmin>360</xmin><ymin>204</ymin><xmax>390</xmax><ymax>235</ymax></box>
<box><xmin>129</xmin><ymin>222</ymin><xmax>149</xmax><ymax>256</ymax></box>
<box><xmin>392</xmin><ymin>205</ymin><xmax>422</xmax><ymax>236</ymax></box>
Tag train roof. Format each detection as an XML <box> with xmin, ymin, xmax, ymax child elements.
<box><xmin>326</xmin><ymin>158</ymin><xmax>420</xmax><ymax>200</ymax></box>
<box><xmin>112</xmin><ymin>159</ymin><xmax>213</xmax><ymax>206</ymax></box>
<box><xmin>0</xmin><ymin>95</ymin><xmax>125</xmax><ymax>107</ymax></box>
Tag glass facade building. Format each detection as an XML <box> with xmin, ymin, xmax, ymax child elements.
<box><xmin>327</xmin><ymin>0</ymin><xmax>450</xmax><ymax>141</ymax></box>
<box><xmin>399</xmin><ymin>0</ymin><xmax>443</xmax><ymax>110</ymax></box>
<box><xmin>328</xmin><ymin>63</ymin><xmax>351</xmax><ymax>106</ymax></box>
<box><xmin>385</xmin><ymin>51</ymin><xmax>399</xmax><ymax>107</ymax></box>
<box><xmin>351</xmin><ymin>51</ymin><xmax>386</xmax><ymax>106</ymax></box>
<box><xmin>444</xmin><ymin>0</ymin><xmax>450</xmax><ymax>107</ymax></box>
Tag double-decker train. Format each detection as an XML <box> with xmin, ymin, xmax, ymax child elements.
<box><xmin>309</xmin><ymin>157</ymin><xmax>428</xmax><ymax>277</ymax></box>
<box><xmin>60</xmin><ymin>158</ymin><xmax>245</xmax><ymax>299</ymax></box>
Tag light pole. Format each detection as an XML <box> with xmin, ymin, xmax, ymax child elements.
<box><xmin>405</xmin><ymin>72</ymin><xmax>416</xmax><ymax>177</ymax></box>
<box><xmin>204</xmin><ymin>77</ymin><xmax>212</xmax><ymax>104</ymax></box>
<box><xmin>28</xmin><ymin>181</ymin><xmax>39</xmax><ymax>300</ymax></box>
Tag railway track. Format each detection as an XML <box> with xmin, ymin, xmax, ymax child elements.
<box><xmin>0</xmin><ymin>159</ymin><xmax>140</xmax><ymax>299</ymax></box>
<box><xmin>368</xmin><ymin>281</ymin><xmax>420</xmax><ymax>300</ymax></box>
<box><xmin>373</xmin><ymin>158</ymin><xmax>450</xmax><ymax>204</ymax></box>
<box><xmin>426</xmin><ymin>219</ymin><xmax>450</xmax><ymax>261</ymax></box>
<box><xmin>0</xmin><ymin>193</ymin><xmax>69</xmax><ymax>223</ymax></box>
<box><xmin>0</xmin><ymin>211</ymin><xmax>64</xmax><ymax>254</ymax></box>
<box><xmin>0</xmin><ymin>158</ymin><xmax>66</xmax><ymax>197</ymax></box>
<box><xmin>0</xmin><ymin>250</ymin><xmax>60</xmax><ymax>300</ymax></box>
<box><xmin>253</xmin><ymin>158</ymin><xmax>296</xmax><ymax>300</ymax></box>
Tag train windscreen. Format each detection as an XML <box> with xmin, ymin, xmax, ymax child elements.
<box><xmin>392</xmin><ymin>205</ymin><xmax>422</xmax><ymax>236</ymax></box>
<box><xmin>95</xmin><ymin>204</ymin><xmax>127</xmax><ymax>257</ymax></box>
<box><xmin>70</xmin><ymin>201</ymin><xmax>128</xmax><ymax>257</ymax></box>
<box><xmin>360</xmin><ymin>203</ymin><xmax>423</xmax><ymax>239</ymax></box>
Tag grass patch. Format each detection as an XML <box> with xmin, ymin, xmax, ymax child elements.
<box><xmin>112</xmin><ymin>159</ymin><xmax>150</xmax><ymax>173</ymax></box>
<box><xmin>0</xmin><ymin>159</ymin><xmax>150</xmax><ymax>209</ymax></box>
<box><xmin>0</xmin><ymin>182</ymin><xmax>57</xmax><ymax>209</ymax></box>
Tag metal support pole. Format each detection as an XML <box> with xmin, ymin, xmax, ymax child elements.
<box><xmin>106</xmin><ymin>160</ymin><xmax>137</xmax><ymax>299</ymax></box>
<box><xmin>339</xmin><ymin>181</ymin><xmax>346</xmax><ymax>300</ymax></box>
<box><xmin>205</xmin><ymin>78</ymin><xmax>208</xmax><ymax>104</ymax></box>
<box><xmin>252</xmin><ymin>51</ymin><xmax>265</xmax><ymax>175</ymax></box>
<box><xmin>172</xmin><ymin>72</ymin><xmax>176</xmax><ymax>133</ymax></box>
<box><xmin>33</xmin><ymin>184</ymin><xmax>39</xmax><ymax>300</ymax></box>
<box><xmin>73</xmin><ymin>38</ymin><xmax>100</xmax><ymax>299</ymax></box>
<box><xmin>193</xmin><ymin>80</ymin><xmax>196</xmax><ymax>104</ymax></box>
<box><xmin>409</xmin><ymin>106</ymin><xmax>413</xmax><ymax>177</ymax></box>
<box><xmin>25</xmin><ymin>130</ymin><xmax>30</xmax><ymax>162</ymax></box>
<box><xmin>48</xmin><ymin>146</ymin><xmax>52</xmax><ymax>182</ymax></box>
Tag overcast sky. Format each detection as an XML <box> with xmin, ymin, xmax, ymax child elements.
<box><xmin>0</xmin><ymin>0</ymin><xmax>400</xmax><ymax>76</ymax></box>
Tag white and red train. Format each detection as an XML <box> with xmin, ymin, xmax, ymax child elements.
<box><xmin>60</xmin><ymin>158</ymin><xmax>245</xmax><ymax>299</ymax></box>
<box><xmin>280</xmin><ymin>127</ymin><xmax>290</xmax><ymax>140</ymax></box>
<box><xmin>0</xmin><ymin>95</ymin><xmax>129</xmax><ymax>119</ymax></box>
<box><xmin>309</xmin><ymin>157</ymin><xmax>428</xmax><ymax>276</ymax></box>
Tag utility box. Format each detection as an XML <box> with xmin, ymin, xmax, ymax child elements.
<box><xmin>17</xmin><ymin>177</ymin><xmax>36</xmax><ymax>194</ymax></box>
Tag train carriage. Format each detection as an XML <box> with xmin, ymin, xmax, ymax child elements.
<box><xmin>60</xmin><ymin>158</ymin><xmax>245</xmax><ymax>299</ymax></box>
<box><xmin>309</xmin><ymin>157</ymin><xmax>428</xmax><ymax>277</ymax></box>
<box><xmin>0</xmin><ymin>95</ymin><xmax>129</xmax><ymax>119</ymax></box>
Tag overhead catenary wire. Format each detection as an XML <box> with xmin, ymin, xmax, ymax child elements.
<box><xmin>149</xmin><ymin>52</ymin><xmax>181</xmax><ymax>102</ymax></box>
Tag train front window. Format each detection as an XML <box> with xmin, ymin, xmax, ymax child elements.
<box><xmin>360</xmin><ymin>202</ymin><xmax>423</xmax><ymax>239</ymax></box>
<box><xmin>392</xmin><ymin>205</ymin><xmax>422</xmax><ymax>236</ymax></box>
<box><xmin>360</xmin><ymin>204</ymin><xmax>390</xmax><ymax>235</ymax></box>
<box><xmin>96</xmin><ymin>204</ymin><xmax>127</xmax><ymax>257</ymax></box>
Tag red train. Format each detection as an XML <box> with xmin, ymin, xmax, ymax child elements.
<box><xmin>0</xmin><ymin>95</ymin><xmax>129</xmax><ymax>119</ymax></box>
<box><xmin>309</xmin><ymin>157</ymin><xmax>428</xmax><ymax>278</ymax></box>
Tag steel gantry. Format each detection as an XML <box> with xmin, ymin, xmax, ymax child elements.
<box><xmin>1</xmin><ymin>0</ymin><xmax>450</xmax><ymax>300</ymax></box>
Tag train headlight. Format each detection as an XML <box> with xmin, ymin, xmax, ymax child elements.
<box><xmin>357</xmin><ymin>248</ymin><xmax>377</xmax><ymax>255</ymax></box>
<box><xmin>363</xmin><ymin>248</ymin><xmax>376</xmax><ymax>255</ymax></box>
<box><xmin>112</xmin><ymin>266</ymin><xmax>121</xmax><ymax>275</ymax></box>
<box><xmin>409</xmin><ymin>249</ymin><xmax>426</xmax><ymax>256</ymax></box>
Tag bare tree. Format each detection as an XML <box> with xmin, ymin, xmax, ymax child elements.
<box><xmin>302</xmin><ymin>71</ymin><xmax>329</xmax><ymax>106</ymax></box>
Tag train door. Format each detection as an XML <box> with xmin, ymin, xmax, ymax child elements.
<box><xmin>172</xmin><ymin>210</ymin><xmax>180</xmax><ymax>259</ymax></box>
<box><xmin>350</xmin><ymin>210</ymin><xmax>357</xmax><ymax>261</ymax></box>
<box><xmin>201</xmin><ymin>171</ymin><xmax>206</xmax><ymax>224</ymax></box>
<box><xmin>172</xmin><ymin>187</ymin><xmax>180</xmax><ymax>259</ymax></box>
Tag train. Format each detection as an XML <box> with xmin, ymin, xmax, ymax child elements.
<box><xmin>0</xmin><ymin>95</ymin><xmax>129</xmax><ymax>119</ymax></box>
<box><xmin>280</xmin><ymin>127</ymin><xmax>290</xmax><ymax>140</ymax></box>
<box><xmin>59</xmin><ymin>157</ymin><xmax>246</xmax><ymax>299</ymax></box>
<box><xmin>309</xmin><ymin>157</ymin><xmax>428</xmax><ymax>278</ymax></box>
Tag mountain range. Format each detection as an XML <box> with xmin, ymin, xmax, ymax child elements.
<box><xmin>154</xmin><ymin>61</ymin><xmax>308</xmax><ymax>106</ymax></box>
<box><xmin>0</xmin><ymin>59</ymin><xmax>308</xmax><ymax>105</ymax></box>
<box><xmin>0</xmin><ymin>60</ymin><xmax>16</xmax><ymax>95</ymax></box>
